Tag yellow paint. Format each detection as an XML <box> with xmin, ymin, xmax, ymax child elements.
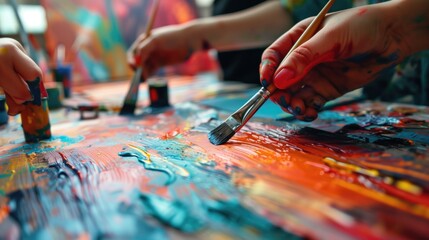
<box><xmin>336</xmin><ymin>180</ymin><xmax>429</xmax><ymax>219</ymax></box>
<box><xmin>128</xmin><ymin>144</ymin><xmax>152</xmax><ymax>164</ymax></box>
<box><xmin>128</xmin><ymin>144</ymin><xmax>190</xmax><ymax>177</ymax></box>
<box><xmin>159</xmin><ymin>156</ymin><xmax>190</xmax><ymax>177</ymax></box>
<box><xmin>362</xmin><ymin>162</ymin><xmax>429</xmax><ymax>182</ymax></box>
<box><xmin>396</xmin><ymin>180</ymin><xmax>422</xmax><ymax>195</ymax></box>
<box><xmin>324</xmin><ymin>157</ymin><xmax>379</xmax><ymax>177</ymax></box>
<box><xmin>0</xmin><ymin>154</ymin><xmax>31</xmax><ymax>194</ymax></box>
<box><xmin>0</xmin><ymin>46</ymin><xmax>7</xmax><ymax>55</ymax></box>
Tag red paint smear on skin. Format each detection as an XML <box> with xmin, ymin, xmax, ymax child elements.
<box><xmin>276</xmin><ymin>43</ymin><xmax>341</xmax><ymax>89</ymax></box>
<box><xmin>345</xmin><ymin>42</ymin><xmax>354</xmax><ymax>57</ymax></box>
<box><xmin>357</xmin><ymin>8</ymin><xmax>368</xmax><ymax>16</ymax></box>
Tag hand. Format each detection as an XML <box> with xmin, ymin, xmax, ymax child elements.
<box><xmin>0</xmin><ymin>38</ymin><xmax>42</xmax><ymax>116</ymax></box>
<box><xmin>260</xmin><ymin>2</ymin><xmax>408</xmax><ymax>121</ymax></box>
<box><xmin>127</xmin><ymin>24</ymin><xmax>200</xmax><ymax>77</ymax></box>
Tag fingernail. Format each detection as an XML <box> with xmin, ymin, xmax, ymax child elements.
<box><xmin>274</xmin><ymin>68</ymin><xmax>295</xmax><ymax>88</ymax></box>
<box><xmin>279</xmin><ymin>96</ymin><xmax>288</xmax><ymax>108</ymax></box>
<box><xmin>294</xmin><ymin>106</ymin><xmax>302</xmax><ymax>115</ymax></box>
<box><xmin>261</xmin><ymin>79</ymin><xmax>269</xmax><ymax>88</ymax></box>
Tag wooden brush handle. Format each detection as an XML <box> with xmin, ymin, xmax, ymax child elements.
<box><xmin>145</xmin><ymin>0</ymin><xmax>160</xmax><ymax>37</ymax></box>
<box><xmin>284</xmin><ymin>0</ymin><xmax>336</xmax><ymax>59</ymax></box>
<box><xmin>269</xmin><ymin>0</ymin><xmax>336</xmax><ymax>93</ymax></box>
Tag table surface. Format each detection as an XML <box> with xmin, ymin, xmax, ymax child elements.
<box><xmin>1</xmin><ymin>77</ymin><xmax>429</xmax><ymax>239</ymax></box>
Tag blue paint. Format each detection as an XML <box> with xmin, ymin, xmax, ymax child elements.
<box><xmin>7</xmin><ymin>135</ymin><xmax>84</xmax><ymax>154</ymax></box>
<box><xmin>139</xmin><ymin>194</ymin><xmax>204</xmax><ymax>233</ymax></box>
<box><xmin>261</xmin><ymin>79</ymin><xmax>269</xmax><ymax>88</ymax></box>
<box><xmin>206</xmin><ymin>200</ymin><xmax>300</xmax><ymax>239</ymax></box>
<box><xmin>346</xmin><ymin>53</ymin><xmax>373</xmax><ymax>63</ymax></box>
<box><xmin>26</xmin><ymin>77</ymin><xmax>41</xmax><ymax>105</ymax></box>
<box><xmin>396</xmin><ymin>130</ymin><xmax>429</xmax><ymax>145</ymax></box>
<box><xmin>119</xmin><ymin>149</ymin><xmax>176</xmax><ymax>186</ymax></box>
<box><xmin>376</xmin><ymin>52</ymin><xmax>399</xmax><ymax>65</ymax></box>
<box><xmin>279</xmin><ymin>95</ymin><xmax>289</xmax><ymax>109</ymax></box>
<box><xmin>0</xmin><ymin>95</ymin><xmax>7</xmax><ymax>125</ymax></box>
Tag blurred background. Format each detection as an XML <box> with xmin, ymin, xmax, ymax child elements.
<box><xmin>0</xmin><ymin>0</ymin><xmax>217</xmax><ymax>85</ymax></box>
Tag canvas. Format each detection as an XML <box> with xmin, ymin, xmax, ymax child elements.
<box><xmin>1</xmin><ymin>99</ymin><xmax>429</xmax><ymax>239</ymax></box>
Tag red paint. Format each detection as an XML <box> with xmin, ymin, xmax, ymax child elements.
<box><xmin>39</xmin><ymin>80</ymin><xmax>48</xmax><ymax>98</ymax></box>
<box><xmin>274</xmin><ymin>43</ymin><xmax>341</xmax><ymax>89</ymax></box>
<box><xmin>345</xmin><ymin>41</ymin><xmax>354</xmax><ymax>57</ymax></box>
<box><xmin>357</xmin><ymin>8</ymin><xmax>368</xmax><ymax>16</ymax></box>
<box><xmin>150</xmin><ymin>88</ymin><xmax>159</xmax><ymax>102</ymax></box>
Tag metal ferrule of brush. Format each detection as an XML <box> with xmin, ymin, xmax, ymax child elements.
<box><xmin>226</xmin><ymin>87</ymin><xmax>271</xmax><ymax>132</ymax></box>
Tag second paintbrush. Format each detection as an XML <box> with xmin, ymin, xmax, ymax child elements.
<box><xmin>119</xmin><ymin>0</ymin><xmax>160</xmax><ymax>115</ymax></box>
<box><xmin>208</xmin><ymin>0</ymin><xmax>336</xmax><ymax>145</ymax></box>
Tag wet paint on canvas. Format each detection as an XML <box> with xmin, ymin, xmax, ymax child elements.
<box><xmin>1</xmin><ymin>101</ymin><xmax>429</xmax><ymax>239</ymax></box>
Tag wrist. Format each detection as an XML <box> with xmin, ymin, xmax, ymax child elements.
<box><xmin>389</xmin><ymin>0</ymin><xmax>429</xmax><ymax>56</ymax></box>
<box><xmin>182</xmin><ymin>20</ymin><xmax>213</xmax><ymax>53</ymax></box>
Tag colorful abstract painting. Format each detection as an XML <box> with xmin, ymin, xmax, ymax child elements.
<box><xmin>41</xmin><ymin>0</ymin><xmax>218</xmax><ymax>85</ymax></box>
<box><xmin>1</xmin><ymin>99</ymin><xmax>429</xmax><ymax>239</ymax></box>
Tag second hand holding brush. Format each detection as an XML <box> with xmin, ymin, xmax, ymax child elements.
<box><xmin>208</xmin><ymin>0</ymin><xmax>336</xmax><ymax>145</ymax></box>
<box><xmin>120</xmin><ymin>0</ymin><xmax>160</xmax><ymax>115</ymax></box>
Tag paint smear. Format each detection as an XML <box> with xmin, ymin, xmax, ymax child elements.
<box><xmin>1</xmin><ymin>101</ymin><xmax>429</xmax><ymax>239</ymax></box>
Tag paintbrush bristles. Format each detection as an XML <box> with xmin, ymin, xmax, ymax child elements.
<box><xmin>208</xmin><ymin>122</ymin><xmax>235</xmax><ymax>145</ymax></box>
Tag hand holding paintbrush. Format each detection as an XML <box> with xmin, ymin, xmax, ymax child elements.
<box><xmin>120</xmin><ymin>0</ymin><xmax>160</xmax><ymax>115</ymax></box>
<box><xmin>208</xmin><ymin>0</ymin><xmax>336</xmax><ymax>145</ymax></box>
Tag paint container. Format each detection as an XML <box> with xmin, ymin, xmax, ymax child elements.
<box><xmin>52</xmin><ymin>64</ymin><xmax>72</xmax><ymax>98</ymax></box>
<box><xmin>148</xmin><ymin>78</ymin><xmax>170</xmax><ymax>108</ymax></box>
<box><xmin>20</xmin><ymin>78</ymin><xmax>51</xmax><ymax>143</ymax></box>
<box><xmin>0</xmin><ymin>95</ymin><xmax>8</xmax><ymax>126</ymax></box>
<box><xmin>78</xmin><ymin>104</ymin><xmax>99</xmax><ymax>120</ymax></box>
<box><xmin>21</xmin><ymin>98</ymin><xmax>51</xmax><ymax>142</ymax></box>
<box><xmin>45</xmin><ymin>82</ymin><xmax>63</xmax><ymax>109</ymax></box>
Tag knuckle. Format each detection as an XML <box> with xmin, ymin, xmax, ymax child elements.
<box><xmin>290</xmin><ymin>46</ymin><xmax>314</xmax><ymax>67</ymax></box>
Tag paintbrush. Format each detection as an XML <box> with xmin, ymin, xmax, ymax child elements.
<box><xmin>208</xmin><ymin>0</ymin><xmax>336</xmax><ymax>145</ymax></box>
<box><xmin>120</xmin><ymin>0</ymin><xmax>160</xmax><ymax>115</ymax></box>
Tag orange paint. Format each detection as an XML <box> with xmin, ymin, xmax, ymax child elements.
<box><xmin>20</xmin><ymin>98</ymin><xmax>51</xmax><ymax>142</ymax></box>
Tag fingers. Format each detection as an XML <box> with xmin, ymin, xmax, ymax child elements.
<box><xmin>127</xmin><ymin>33</ymin><xmax>150</xmax><ymax>69</ymax></box>
<box><xmin>5</xmin><ymin>93</ymin><xmax>24</xmax><ymax>116</ymax></box>
<box><xmin>11</xmin><ymin>47</ymin><xmax>42</xmax><ymax>82</ymax></box>
<box><xmin>260</xmin><ymin>50</ymin><xmax>282</xmax><ymax>88</ymax></box>
<box><xmin>0</xmin><ymin>44</ymin><xmax>40</xmax><ymax>105</ymax></box>
<box><xmin>0</xmin><ymin>38</ymin><xmax>42</xmax><ymax>115</ymax></box>
<box><xmin>260</xmin><ymin>19</ymin><xmax>310</xmax><ymax>87</ymax></box>
<box><xmin>269</xmin><ymin>86</ymin><xmax>326</xmax><ymax>122</ymax></box>
<box><xmin>273</xmin><ymin>19</ymin><xmax>346</xmax><ymax>90</ymax></box>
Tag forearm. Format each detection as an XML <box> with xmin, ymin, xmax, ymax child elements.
<box><xmin>184</xmin><ymin>0</ymin><xmax>292</xmax><ymax>52</ymax></box>
<box><xmin>389</xmin><ymin>0</ymin><xmax>429</xmax><ymax>56</ymax></box>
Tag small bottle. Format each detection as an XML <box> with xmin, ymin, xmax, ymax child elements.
<box><xmin>20</xmin><ymin>78</ymin><xmax>52</xmax><ymax>143</ymax></box>
<box><xmin>148</xmin><ymin>78</ymin><xmax>170</xmax><ymax>108</ymax></box>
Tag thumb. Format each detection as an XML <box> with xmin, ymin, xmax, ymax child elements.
<box><xmin>273</xmin><ymin>30</ymin><xmax>340</xmax><ymax>90</ymax></box>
